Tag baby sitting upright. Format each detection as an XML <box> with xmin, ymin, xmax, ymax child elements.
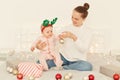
<box><xmin>31</xmin><ymin>18</ymin><xmax>63</xmax><ymax>71</ymax></box>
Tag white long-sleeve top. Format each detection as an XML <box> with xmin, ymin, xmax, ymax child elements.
<box><xmin>59</xmin><ymin>24</ymin><xmax>93</xmax><ymax>61</ymax></box>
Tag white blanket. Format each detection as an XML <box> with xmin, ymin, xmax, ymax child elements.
<box><xmin>0</xmin><ymin>61</ymin><xmax>112</xmax><ymax>80</ymax></box>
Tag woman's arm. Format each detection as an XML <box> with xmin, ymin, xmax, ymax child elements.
<box><xmin>36</xmin><ymin>41</ymin><xmax>46</xmax><ymax>50</ymax></box>
<box><xmin>31</xmin><ymin>37</ymin><xmax>46</xmax><ymax>51</ymax></box>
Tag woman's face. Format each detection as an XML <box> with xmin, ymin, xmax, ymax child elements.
<box><xmin>42</xmin><ymin>26</ymin><xmax>53</xmax><ymax>38</ymax></box>
<box><xmin>72</xmin><ymin>10</ymin><xmax>85</xmax><ymax>27</ymax></box>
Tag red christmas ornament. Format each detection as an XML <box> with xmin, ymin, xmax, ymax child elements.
<box><xmin>88</xmin><ymin>74</ymin><xmax>94</xmax><ymax>80</ymax></box>
<box><xmin>17</xmin><ymin>73</ymin><xmax>23</xmax><ymax>80</ymax></box>
<box><xmin>113</xmin><ymin>73</ymin><xmax>119</xmax><ymax>80</ymax></box>
<box><xmin>55</xmin><ymin>73</ymin><xmax>62</xmax><ymax>80</ymax></box>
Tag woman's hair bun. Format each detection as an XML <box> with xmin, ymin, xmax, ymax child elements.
<box><xmin>83</xmin><ymin>3</ymin><xmax>89</xmax><ymax>10</ymax></box>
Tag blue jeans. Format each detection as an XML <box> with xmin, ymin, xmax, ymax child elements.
<box><xmin>46</xmin><ymin>54</ymin><xmax>93</xmax><ymax>71</ymax></box>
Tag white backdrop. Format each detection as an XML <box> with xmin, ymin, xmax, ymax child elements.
<box><xmin>0</xmin><ymin>0</ymin><xmax>120</xmax><ymax>52</ymax></box>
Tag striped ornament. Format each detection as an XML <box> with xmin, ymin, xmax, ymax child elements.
<box><xmin>18</xmin><ymin>62</ymin><xmax>43</xmax><ymax>78</ymax></box>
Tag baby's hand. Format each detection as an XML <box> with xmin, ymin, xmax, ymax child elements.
<box><xmin>31</xmin><ymin>47</ymin><xmax>35</xmax><ymax>52</ymax></box>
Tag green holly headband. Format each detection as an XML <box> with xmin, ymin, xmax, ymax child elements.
<box><xmin>41</xmin><ymin>17</ymin><xmax>57</xmax><ymax>32</ymax></box>
<box><xmin>42</xmin><ymin>17</ymin><xmax>58</xmax><ymax>27</ymax></box>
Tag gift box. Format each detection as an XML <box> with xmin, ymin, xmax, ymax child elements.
<box><xmin>100</xmin><ymin>64</ymin><xmax>120</xmax><ymax>78</ymax></box>
<box><xmin>116</xmin><ymin>55</ymin><xmax>120</xmax><ymax>62</ymax></box>
<box><xmin>18</xmin><ymin>62</ymin><xmax>43</xmax><ymax>78</ymax></box>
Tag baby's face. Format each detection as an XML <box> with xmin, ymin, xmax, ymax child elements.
<box><xmin>42</xmin><ymin>26</ymin><xmax>53</xmax><ymax>38</ymax></box>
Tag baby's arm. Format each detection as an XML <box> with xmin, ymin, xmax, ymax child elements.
<box><xmin>31</xmin><ymin>37</ymin><xmax>41</xmax><ymax>52</ymax></box>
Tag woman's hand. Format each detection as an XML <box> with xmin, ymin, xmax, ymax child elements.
<box><xmin>59</xmin><ymin>31</ymin><xmax>77</xmax><ymax>41</ymax></box>
<box><xmin>36</xmin><ymin>41</ymin><xmax>46</xmax><ymax>50</ymax></box>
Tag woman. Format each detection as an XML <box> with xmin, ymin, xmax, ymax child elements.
<box><xmin>47</xmin><ymin>3</ymin><xmax>93</xmax><ymax>71</ymax></box>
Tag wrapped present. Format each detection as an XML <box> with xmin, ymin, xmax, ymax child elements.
<box><xmin>116</xmin><ymin>55</ymin><xmax>120</xmax><ymax>62</ymax></box>
<box><xmin>100</xmin><ymin>64</ymin><xmax>120</xmax><ymax>78</ymax></box>
<box><xmin>18</xmin><ymin>62</ymin><xmax>43</xmax><ymax>78</ymax></box>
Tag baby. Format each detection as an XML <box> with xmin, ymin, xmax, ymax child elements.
<box><xmin>31</xmin><ymin>18</ymin><xmax>63</xmax><ymax>70</ymax></box>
